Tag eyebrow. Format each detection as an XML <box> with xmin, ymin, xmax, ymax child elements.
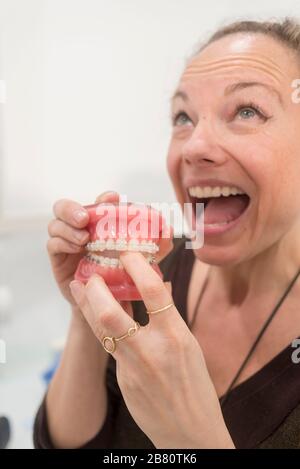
<box><xmin>224</xmin><ymin>81</ymin><xmax>283</xmax><ymax>105</ymax></box>
<box><xmin>170</xmin><ymin>90</ymin><xmax>189</xmax><ymax>104</ymax></box>
<box><xmin>171</xmin><ymin>81</ymin><xmax>283</xmax><ymax>105</ymax></box>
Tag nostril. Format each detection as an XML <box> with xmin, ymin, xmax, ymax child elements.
<box><xmin>183</xmin><ymin>153</ymin><xmax>215</xmax><ymax>165</ymax></box>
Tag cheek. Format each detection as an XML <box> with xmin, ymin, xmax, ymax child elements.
<box><xmin>279</xmin><ymin>116</ymin><xmax>300</xmax><ymax>210</ymax></box>
<box><xmin>273</xmin><ymin>147</ymin><xmax>300</xmax><ymax>217</ymax></box>
<box><xmin>237</xmin><ymin>137</ymin><xmax>300</xmax><ymax>226</ymax></box>
<box><xmin>167</xmin><ymin>143</ymin><xmax>185</xmax><ymax>205</ymax></box>
<box><xmin>166</xmin><ymin>143</ymin><xmax>179</xmax><ymax>180</ymax></box>
<box><xmin>166</xmin><ymin>150</ymin><xmax>174</xmax><ymax>179</ymax></box>
<box><xmin>166</xmin><ymin>144</ymin><xmax>184</xmax><ymax>197</ymax></box>
<box><xmin>229</xmin><ymin>132</ymin><xmax>284</xmax><ymax>193</ymax></box>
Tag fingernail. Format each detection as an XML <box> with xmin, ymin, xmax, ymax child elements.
<box><xmin>95</xmin><ymin>191</ymin><xmax>117</xmax><ymax>202</ymax></box>
<box><xmin>74</xmin><ymin>209</ymin><xmax>88</xmax><ymax>223</ymax></box>
<box><xmin>69</xmin><ymin>280</ymin><xmax>83</xmax><ymax>302</ymax></box>
<box><xmin>102</xmin><ymin>190</ymin><xmax>115</xmax><ymax>196</ymax></box>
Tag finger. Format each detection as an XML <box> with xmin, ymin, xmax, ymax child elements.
<box><xmin>164</xmin><ymin>281</ymin><xmax>172</xmax><ymax>295</ymax></box>
<box><xmin>120</xmin><ymin>300</ymin><xmax>134</xmax><ymax>319</ymax></box>
<box><xmin>48</xmin><ymin>219</ymin><xmax>89</xmax><ymax>246</ymax></box>
<box><xmin>73</xmin><ymin>275</ymin><xmax>141</xmax><ymax>355</ymax></box>
<box><xmin>161</xmin><ymin>219</ymin><xmax>174</xmax><ymax>241</ymax></box>
<box><xmin>69</xmin><ymin>280</ymin><xmax>97</xmax><ymax>327</ymax></box>
<box><xmin>47</xmin><ymin>237</ymin><xmax>84</xmax><ymax>255</ymax></box>
<box><xmin>119</xmin><ymin>252</ymin><xmax>178</xmax><ymax>328</ymax></box>
<box><xmin>53</xmin><ymin>199</ymin><xmax>89</xmax><ymax>229</ymax></box>
<box><xmin>156</xmin><ymin>234</ymin><xmax>174</xmax><ymax>263</ymax></box>
<box><xmin>154</xmin><ymin>219</ymin><xmax>173</xmax><ymax>263</ymax></box>
<box><xmin>94</xmin><ymin>191</ymin><xmax>120</xmax><ymax>204</ymax></box>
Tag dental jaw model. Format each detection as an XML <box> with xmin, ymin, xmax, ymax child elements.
<box><xmin>75</xmin><ymin>202</ymin><xmax>164</xmax><ymax>301</ymax></box>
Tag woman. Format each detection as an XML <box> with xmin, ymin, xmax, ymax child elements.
<box><xmin>34</xmin><ymin>18</ymin><xmax>300</xmax><ymax>449</ymax></box>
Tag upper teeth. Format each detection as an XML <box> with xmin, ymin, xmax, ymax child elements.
<box><xmin>188</xmin><ymin>186</ymin><xmax>245</xmax><ymax>198</ymax></box>
<box><xmin>86</xmin><ymin>238</ymin><xmax>159</xmax><ymax>254</ymax></box>
<box><xmin>85</xmin><ymin>252</ymin><xmax>155</xmax><ymax>269</ymax></box>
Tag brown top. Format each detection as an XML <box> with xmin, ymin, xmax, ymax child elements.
<box><xmin>33</xmin><ymin>237</ymin><xmax>300</xmax><ymax>449</ymax></box>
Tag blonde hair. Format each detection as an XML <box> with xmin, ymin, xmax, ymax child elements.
<box><xmin>191</xmin><ymin>17</ymin><xmax>300</xmax><ymax>62</ymax></box>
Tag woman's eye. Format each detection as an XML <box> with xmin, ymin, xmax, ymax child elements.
<box><xmin>234</xmin><ymin>103</ymin><xmax>268</xmax><ymax>121</ymax></box>
<box><xmin>238</xmin><ymin>107</ymin><xmax>257</xmax><ymax>119</ymax></box>
<box><xmin>172</xmin><ymin>111</ymin><xmax>192</xmax><ymax>126</ymax></box>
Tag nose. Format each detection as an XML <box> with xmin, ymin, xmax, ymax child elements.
<box><xmin>182</xmin><ymin>119</ymin><xmax>228</xmax><ymax>168</ymax></box>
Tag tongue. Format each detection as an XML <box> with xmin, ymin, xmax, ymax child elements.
<box><xmin>203</xmin><ymin>194</ymin><xmax>249</xmax><ymax>224</ymax></box>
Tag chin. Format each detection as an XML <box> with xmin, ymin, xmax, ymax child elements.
<box><xmin>193</xmin><ymin>244</ymin><xmax>247</xmax><ymax>267</ymax></box>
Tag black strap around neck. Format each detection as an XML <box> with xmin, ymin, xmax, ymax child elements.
<box><xmin>187</xmin><ymin>258</ymin><xmax>300</xmax><ymax>408</ymax></box>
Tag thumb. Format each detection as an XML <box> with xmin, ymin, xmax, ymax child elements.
<box><xmin>94</xmin><ymin>191</ymin><xmax>120</xmax><ymax>204</ymax></box>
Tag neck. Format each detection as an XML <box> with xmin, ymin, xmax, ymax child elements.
<box><xmin>209</xmin><ymin>220</ymin><xmax>300</xmax><ymax>307</ymax></box>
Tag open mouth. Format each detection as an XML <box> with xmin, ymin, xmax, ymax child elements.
<box><xmin>188</xmin><ymin>184</ymin><xmax>251</xmax><ymax>231</ymax></box>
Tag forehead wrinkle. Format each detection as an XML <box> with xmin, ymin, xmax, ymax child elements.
<box><xmin>182</xmin><ymin>66</ymin><xmax>282</xmax><ymax>83</ymax></box>
<box><xmin>182</xmin><ymin>65</ymin><xmax>283</xmax><ymax>85</ymax></box>
<box><xmin>183</xmin><ymin>56</ymin><xmax>287</xmax><ymax>83</ymax></box>
<box><xmin>187</xmin><ymin>54</ymin><xmax>284</xmax><ymax>73</ymax></box>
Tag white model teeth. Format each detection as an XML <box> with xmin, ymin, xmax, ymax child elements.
<box><xmin>115</xmin><ymin>239</ymin><xmax>127</xmax><ymax>251</ymax></box>
<box><xmin>139</xmin><ymin>240</ymin><xmax>159</xmax><ymax>253</ymax></box>
<box><xmin>86</xmin><ymin>239</ymin><xmax>159</xmax><ymax>254</ymax></box>
<box><xmin>85</xmin><ymin>253</ymin><xmax>155</xmax><ymax>269</ymax></box>
<box><xmin>86</xmin><ymin>253</ymin><xmax>123</xmax><ymax>268</ymax></box>
<box><xmin>105</xmin><ymin>239</ymin><xmax>115</xmax><ymax>250</ymax></box>
<box><xmin>86</xmin><ymin>240</ymin><xmax>106</xmax><ymax>251</ymax></box>
<box><xmin>128</xmin><ymin>239</ymin><xmax>139</xmax><ymax>251</ymax></box>
<box><xmin>188</xmin><ymin>185</ymin><xmax>245</xmax><ymax>198</ymax></box>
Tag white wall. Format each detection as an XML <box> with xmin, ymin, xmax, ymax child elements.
<box><xmin>1</xmin><ymin>0</ymin><xmax>300</xmax><ymax>220</ymax></box>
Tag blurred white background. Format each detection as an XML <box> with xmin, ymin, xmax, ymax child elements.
<box><xmin>0</xmin><ymin>0</ymin><xmax>300</xmax><ymax>448</ymax></box>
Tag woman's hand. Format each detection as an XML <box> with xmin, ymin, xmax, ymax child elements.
<box><xmin>47</xmin><ymin>193</ymin><xmax>173</xmax><ymax>310</ymax></box>
<box><xmin>69</xmin><ymin>251</ymin><xmax>234</xmax><ymax>449</ymax></box>
<box><xmin>47</xmin><ymin>191</ymin><xmax>119</xmax><ymax>308</ymax></box>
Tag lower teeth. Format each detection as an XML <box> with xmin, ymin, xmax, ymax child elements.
<box><xmin>86</xmin><ymin>253</ymin><xmax>155</xmax><ymax>268</ymax></box>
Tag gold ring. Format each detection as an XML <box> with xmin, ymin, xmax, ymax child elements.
<box><xmin>102</xmin><ymin>321</ymin><xmax>141</xmax><ymax>354</ymax></box>
<box><xmin>147</xmin><ymin>302</ymin><xmax>174</xmax><ymax>315</ymax></box>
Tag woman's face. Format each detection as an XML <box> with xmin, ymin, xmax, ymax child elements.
<box><xmin>167</xmin><ymin>33</ymin><xmax>300</xmax><ymax>265</ymax></box>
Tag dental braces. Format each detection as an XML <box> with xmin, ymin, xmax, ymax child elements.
<box><xmin>86</xmin><ymin>238</ymin><xmax>159</xmax><ymax>254</ymax></box>
<box><xmin>85</xmin><ymin>252</ymin><xmax>156</xmax><ymax>269</ymax></box>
